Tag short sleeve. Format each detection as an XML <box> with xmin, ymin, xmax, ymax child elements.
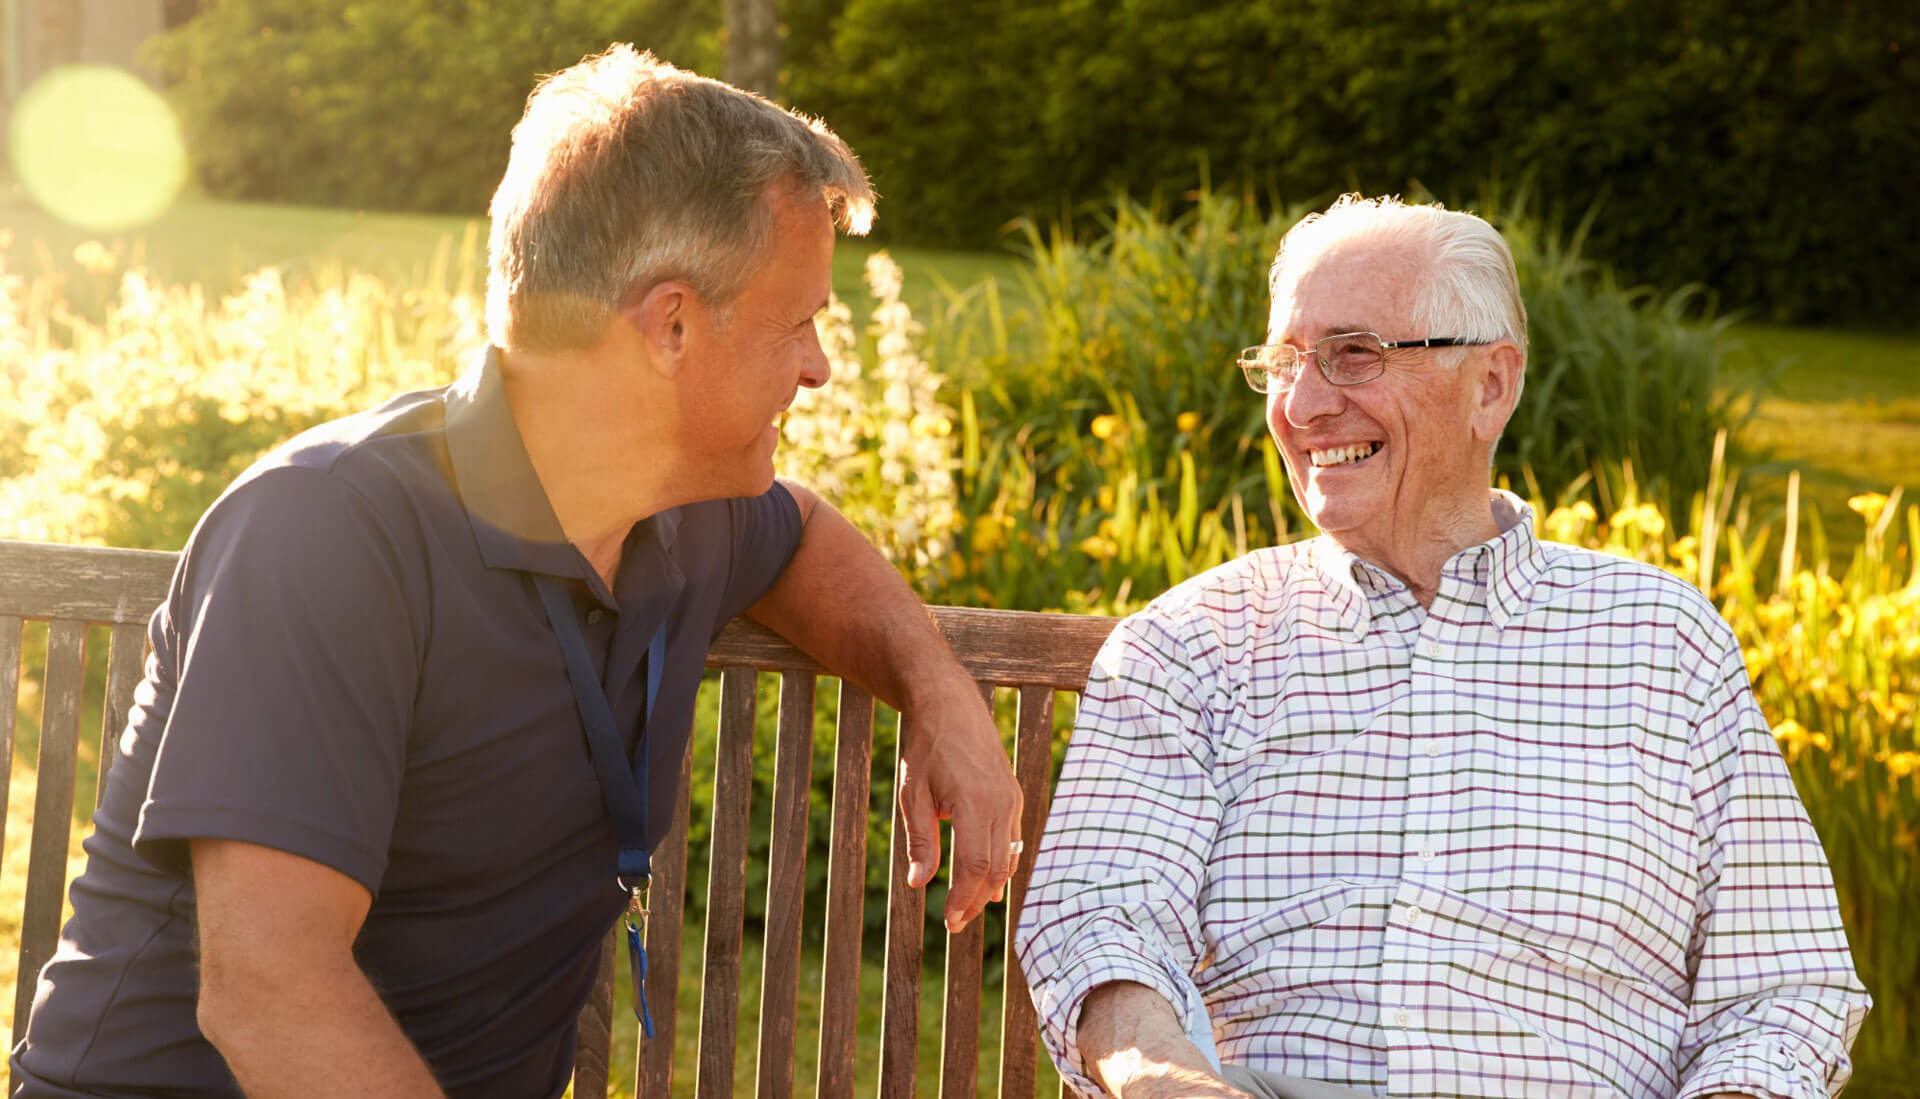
<box><xmin>712</xmin><ymin>481</ymin><xmax>804</xmax><ymax>629</ymax></box>
<box><xmin>134</xmin><ymin>468</ymin><xmax>423</xmax><ymax>894</ymax></box>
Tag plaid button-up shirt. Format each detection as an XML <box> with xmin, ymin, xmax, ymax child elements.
<box><xmin>1016</xmin><ymin>493</ymin><xmax>1868</xmax><ymax>1098</ymax></box>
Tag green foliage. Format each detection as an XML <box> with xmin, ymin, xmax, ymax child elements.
<box><xmin>794</xmin><ymin>0</ymin><xmax>1920</xmax><ymax>323</ymax></box>
<box><xmin>931</xmin><ymin>187</ymin><xmax>1764</xmax><ymax>617</ymax></box>
<box><xmin>141</xmin><ymin>0</ymin><xmax>719</xmax><ymax>215</ymax></box>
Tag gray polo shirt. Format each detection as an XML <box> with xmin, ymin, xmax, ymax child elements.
<box><xmin>12</xmin><ymin>347</ymin><xmax>803</xmax><ymax>1096</ymax></box>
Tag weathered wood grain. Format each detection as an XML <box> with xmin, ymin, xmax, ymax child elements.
<box><xmin>636</xmin><ymin>727</ymin><xmax>696</xmax><ymax>1096</ymax></box>
<box><xmin>998</xmin><ymin>685</ymin><xmax>1058</xmax><ymax>1099</ymax></box>
<box><xmin>754</xmin><ymin>673</ymin><xmax>816</xmax><ymax>1099</ymax></box>
<box><xmin>695</xmin><ymin>668</ymin><xmax>758</xmax><ymax>1099</ymax></box>
<box><xmin>709</xmin><ymin>608</ymin><xmax>1114</xmax><ymax>690</ymax></box>
<box><xmin>878</xmin><ymin>712</ymin><xmax>927</xmax><ymax>1099</ymax></box>
<box><xmin>0</xmin><ymin>616</ymin><xmax>21</xmax><ymax>869</ymax></box>
<box><xmin>96</xmin><ymin>622</ymin><xmax>147</xmax><ymax>809</ymax></box>
<box><xmin>13</xmin><ymin>620</ymin><xmax>87</xmax><ymax>1049</ymax></box>
<box><xmin>814</xmin><ymin>683</ymin><xmax>874</xmax><ymax>1099</ymax></box>
<box><xmin>0</xmin><ymin>540</ymin><xmax>172</xmax><ymax>623</ymax></box>
<box><xmin>571</xmin><ymin>931</ymin><xmax>617</xmax><ymax>1098</ymax></box>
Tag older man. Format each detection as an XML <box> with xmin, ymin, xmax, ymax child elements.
<box><xmin>1016</xmin><ymin>195</ymin><xmax>1868</xmax><ymax>1099</ymax></box>
<box><xmin>12</xmin><ymin>47</ymin><xmax>1020</xmax><ymax>1097</ymax></box>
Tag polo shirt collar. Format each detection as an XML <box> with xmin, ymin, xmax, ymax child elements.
<box><xmin>1308</xmin><ymin>489</ymin><xmax>1550</xmax><ymax>637</ymax></box>
<box><xmin>444</xmin><ymin>345</ymin><xmax>682</xmax><ymax>584</ymax></box>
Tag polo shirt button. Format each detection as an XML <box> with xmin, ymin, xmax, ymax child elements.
<box><xmin>586</xmin><ymin>608</ymin><xmax>605</xmax><ymax>624</ymax></box>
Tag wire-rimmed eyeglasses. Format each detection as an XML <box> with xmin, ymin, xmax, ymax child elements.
<box><xmin>1237</xmin><ymin>331</ymin><xmax>1495</xmax><ymax>394</ymax></box>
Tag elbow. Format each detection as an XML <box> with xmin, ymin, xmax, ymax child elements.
<box><xmin>195</xmin><ymin>956</ymin><xmax>256</xmax><ymax>1055</ymax></box>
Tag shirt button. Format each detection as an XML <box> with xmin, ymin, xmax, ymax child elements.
<box><xmin>1417</xmin><ymin>638</ymin><xmax>1444</xmax><ymax>658</ymax></box>
<box><xmin>1419</xmin><ymin>848</ymin><xmax>1437</xmax><ymax>862</ymax></box>
<box><xmin>585</xmin><ymin>608</ymin><xmax>605</xmax><ymax>624</ymax></box>
<box><xmin>1404</xmin><ymin>906</ymin><xmax>1424</xmax><ymax>924</ymax></box>
<box><xmin>1393</xmin><ymin>1009</ymin><xmax>1413</xmax><ymax>1028</ymax></box>
<box><xmin>1424</xmin><ymin>740</ymin><xmax>1442</xmax><ymax>758</ymax></box>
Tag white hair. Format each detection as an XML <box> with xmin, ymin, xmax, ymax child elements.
<box><xmin>1269</xmin><ymin>193</ymin><xmax>1527</xmax><ymax>371</ymax></box>
<box><xmin>486</xmin><ymin>44</ymin><xmax>875</xmax><ymax>352</ymax></box>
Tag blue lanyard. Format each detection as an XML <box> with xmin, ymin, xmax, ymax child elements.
<box><xmin>533</xmin><ymin>574</ymin><xmax>665</xmax><ymax>1038</ymax></box>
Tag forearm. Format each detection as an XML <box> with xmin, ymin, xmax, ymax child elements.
<box><xmin>749</xmin><ymin>480</ymin><xmax>974</xmax><ymax>712</ymax></box>
<box><xmin>200</xmin><ymin>958</ymin><xmax>443</xmax><ymax>1097</ymax></box>
<box><xmin>1078</xmin><ymin>982</ymin><xmax>1245</xmax><ymax>1099</ymax></box>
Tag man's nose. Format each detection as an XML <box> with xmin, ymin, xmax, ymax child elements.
<box><xmin>799</xmin><ymin>325</ymin><xmax>831</xmax><ymax>389</ymax></box>
<box><xmin>1280</xmin><ymin>357</ymin><xmax>1344</xmax><ymax>427</ymax></box>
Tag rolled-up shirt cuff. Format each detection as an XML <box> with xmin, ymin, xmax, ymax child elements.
<box><xmin>1677</xmin><ymin>1039</ymin><xmax>1833</xmax><ymax>1099</ymax></box>
<box><xmin>1033</xmin><ymin>941</ymin><xmax>1220</xmax><ymax>1097</ymax></box>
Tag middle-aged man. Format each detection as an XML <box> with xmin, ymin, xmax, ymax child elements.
<box><xmin>12</xmin><ymin>47</ymin><xmax>1021</xmax><ymax>1097</ymax></box>
<box><xmin>1016</xmin><ymin>195</ymin><xmax>1869</xmax><ymax>1099</ymax></box>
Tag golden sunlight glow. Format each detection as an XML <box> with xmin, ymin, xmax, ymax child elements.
<box><xmin>8</xmin><ymin>65</ymin><xmax>187</xmax><ymax>232</ymax></box>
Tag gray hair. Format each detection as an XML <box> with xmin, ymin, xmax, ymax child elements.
<box><xmin>1269</xmin><ymin>194</ymin><xmax>1527</xmax><ymax>371</ymax></box>
<box><xmin>486</xmin><ymin>44</ymin><xmax>875</xmax><ymax>352</ymax></box>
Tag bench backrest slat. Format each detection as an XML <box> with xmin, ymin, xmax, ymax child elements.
<box><xmin>936</xmin><ymin>682</ymin><xmax>998</xmax><ymax>1099</ymax></box>
<box><xmin>572</xmin><ymin>935</ymin><xmax>618</xmax><ymax>1098</ymax></box>
<box><xmin>815</xmin><ymin>682</ymin><xmax>875</xmax><ymax>1099</ymax></box>
<box><xmin>13</xmin><ymin>620</ymin><xmax>89</xmax><ymax>1051</ymax></box>
<box><xmin>0</xmin><ymin>616</ymin><xmax>22</xmax><ymax>875</ymax></box>
<box><xmin>97</xmin><ymin>622</ymin><xmax>148</xmax><ymax>810</ymax></box>
<box><xmin>636</xmin><ymin>738</ymin><xmax>696</xmax><ymax>1096</ymax></box>
<box><xmin>755</xmin><ymin>672</ymin><xmax>817</xmax><ymax>1099</ymax></box>
<box><xmin>878</xmin><ymin>711</ymin><xmax>929</xmax><ymax>1098</ymax></box>
<box><xmin>696</xmin><ymin>667</ymin><xmax>760</xmax><ymax>1099</ymax></box>
<box><xmin>0</xmin><ymin>542</ymin><xmax>173</xmax><ymax>622</ymax></box>
<box><xmin>998</xmin><ymin>684</ymin><xmax>1058</xmax><ymax>1099</ymax></box>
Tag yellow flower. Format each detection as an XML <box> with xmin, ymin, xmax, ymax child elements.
<box><xmin>1090</xmin><ymin>414</ymin><xmax>1123</xmax><ymax>441</ymax></box>
<box><xmin>971</xmin><ymin>514</ymin><xmax>1005</xmax><ymax>554</ymax></box>
<box><xmin>1176</xmin><ymin>411</ymin><xmax>1202</xmax><ymax>433</ymax></box>
<box><xmin>1887</xmin><ymin>752</ymin><xmax>1920</xmax><ymax>780</ymax></box>
<box><xmin>1809</xmin><ymin>732</ymin><xmax>1833</xmax><ymax>752</ymax></box>
<box><xmin>1772</xmin><ymin>718</ymin><xmax>1807</xmax><ymax>744</ymax></box>
<box><xmin>1077</xmin><ymin>534</ymin><xmax>1118</xmax><ymax>562</ymax></box>
<box><xmin>1096</xmin><ymin>484</ymin><xmax>1116</xmax><ymax>511</ymax></box>
<box><xmin>1847</xmin><ymin>492</ymin><xmax>1890</xmax><ymax>526</ymax></box>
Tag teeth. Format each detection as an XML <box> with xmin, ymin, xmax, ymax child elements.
<box><xmin>1310</xmin><ymin>443</ymin><xmax>1379</xmax><ymax>468</ymax></box>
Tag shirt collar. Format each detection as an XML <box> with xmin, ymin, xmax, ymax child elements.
<box><xmin>1308</xmin><ymin>489</ymin><xmax>1549</xmax><ymax>637</ymax></box>
<box><xmin>443</xmin><ymin>345</ymin><xmax>682</xmax><ymax>583</ymax></box>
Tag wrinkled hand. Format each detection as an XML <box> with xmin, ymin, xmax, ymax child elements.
<box><xmin>896</xmin><ymin>677</ymin><xmax>1023</xmax><ymax>932</ymax></box>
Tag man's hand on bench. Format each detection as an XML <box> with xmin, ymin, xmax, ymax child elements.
<box><xmin>897</xmin><ymin>673</ymin><xmax>1024</xmax><ymax>931</ymax></box>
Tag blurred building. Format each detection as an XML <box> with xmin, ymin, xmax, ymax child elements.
<box><xmin>3</xmin><ymin>0</ymin><xmax>195</xmax><ymax>103</ymax></box>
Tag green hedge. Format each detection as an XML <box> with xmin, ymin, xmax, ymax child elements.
<box><xmin>792</xmin><ymin>0</ymin><xmax>1920</xmax><ymax>324</ymax></box>
<box><xmin>144</xmin><ymin>0</ymin><xmax>1917</xmax><ymax>322</ymax></box>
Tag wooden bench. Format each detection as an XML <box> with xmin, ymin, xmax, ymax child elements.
<box><xmin>0</xmin><ymin>538</ymin><xmax>1118</xmax><ymax>1098</ymax></box>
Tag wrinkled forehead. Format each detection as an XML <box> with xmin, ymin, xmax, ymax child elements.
<box><xmin>1268</xmin><ymin>236</ymin><xmax>1427</xmax><ymax>344</ymax></box>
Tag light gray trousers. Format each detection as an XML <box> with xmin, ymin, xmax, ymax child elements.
<box><xmin>1218</xmin><ymin>1064</ymin><xmax>1374</xmax><ymax>1099</ymax></box>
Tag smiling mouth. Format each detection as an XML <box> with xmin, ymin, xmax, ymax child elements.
<box><xmin>1309</xmin><ymin>442</ymin><xmax>1382</xmax><ymax>468</ymax></box>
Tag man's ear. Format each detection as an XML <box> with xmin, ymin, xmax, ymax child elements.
<box><xmin>623</xmin><ymin>281</ymin><xmax>696</xmax><ymax>379</ymax></box>
<box><xmin>1471</xmin><ymin>341</ymin><xmax>1525</xmax><ymax>443</ymax></box>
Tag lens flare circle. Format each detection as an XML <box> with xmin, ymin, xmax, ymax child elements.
<box><xmin>8</xmin><ymin>65</ymin><xmax>188</xmax><ymax>232</ymax></box>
